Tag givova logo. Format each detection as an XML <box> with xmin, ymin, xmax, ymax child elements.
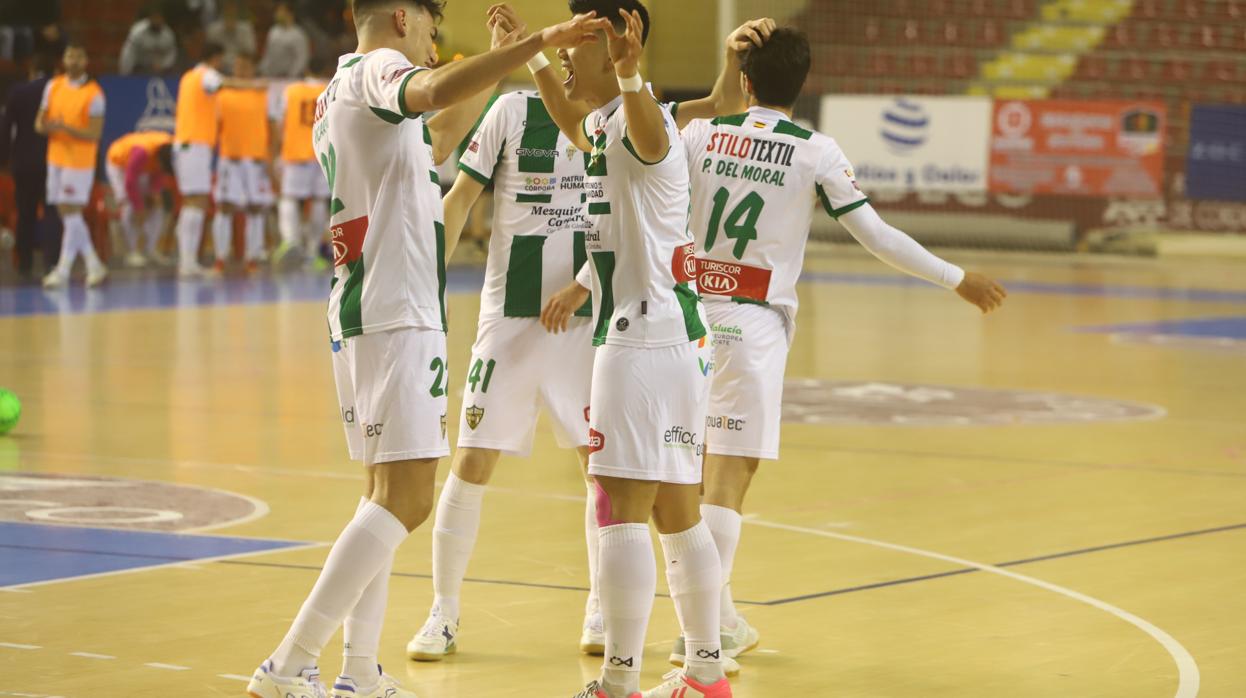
<box><xmin>663</xmin><ymin>425</ymin><xmax>703</xmax><ymax>456</ymax></box>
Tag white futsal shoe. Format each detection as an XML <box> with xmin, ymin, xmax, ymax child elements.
<box><xmin>86</xmin><ymin>264</ymin><xmax>108</xmax><ymax>287</ymax></box>
<box><xmin>41</xmin><ymin>268</ymin><xmax>66</xmax><ymax>288</ymax></box>
<box><xmin>642</xmin><ymin>669</ymin><xmax>732</xmax><ymax>698</ymax></box>
<box><xmin>331</xmin><ymin>667</ymin><xmax>418</xmax><ymax>698</ymax></box>
<box><xmin>406</xmin><ymin>613</ymin><xmax>458</xmax><ymax>661</ymax></box>
<box><xmin>246</xmin><ymin>659</ymin><xmax>327</xmax><ymax>698</ymax></box>
<box><xmin>580</xmin><ymin>611</ymin><xmax>605</xmax><ymax>655</ymax></box>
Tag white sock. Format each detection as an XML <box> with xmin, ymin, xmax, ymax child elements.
<box><xmin>701</xmin><ymin>504</ymin><xmax>742</xmax><ymax>629</ymax></box>
<box><xmin>54</xmin><ymin>214</ymin><xmax>81</xmax><ymax>274</ymax></box>
<box><xmin>598</xmin><ymin>523</ymin><xmax>654</xmax><ymax>697</ymax></box>
<box><xmin>306</xmin><ymin>199</ymin><xmax>327</xmax><ymax>256</ymax></box>
<box><xmin>119</xmin><ymin>204</ymin><xmax>138</xmax><ymax>252</ymax></box>
<box><xmin>660</xmin><ymin>522</ymin><xmax>724</xmax><ymax>684</ymax></box>
<box><xmin>212</xmin><ymin>211</ymin><xmax>232</xmax><ymax>262</ymax></box>
<box><xmin>585</xmin><ymin>481</ymin><xmax>600</xmax><ymax>615</ymax></box>
<box><xmin>430</xmin><ymin>473</ymin><xmax>486</xmax><ymax>621</ymax></box>
<box><xmin>62</xmin><ymin>213</ymin><xmax>101</xmax><ymax>272</ymax></box>
<box><xmin>270</xmin><ymin>501</ymin><xmax>409</xmax><ymax>678</ymax></box>
<box><xmin>245</xmin><ymin>212</ymin><xmax>265</xmax><ymax>261</ymax></box>
<box><xmin>278</xmin><ymin>197</ymin><xmax>300</xmax><ymax>246</ymax></box>
<box><xmin>176</xmin><ymin>205</ymin><xmax>204</xmax><ymax>270</ymax></box>
<box><xmin>342</xmin><ymin>497</ymin><xmax>388</xmax><ymax>686</ymax></box>
<box><xmin>145</xmin><ymin>205</ymin><xmax>164</xmax><ymax>256</ymax></box>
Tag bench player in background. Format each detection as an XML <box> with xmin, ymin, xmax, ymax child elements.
<box><xmin>105</xmin><ymin>130</ymin><xmax>174</xmax><ymax>268</ymax></box>
<box><xmin>271</xmin><ymin>56</ymin><xmax>333</xmax><ymax>269</ymax></box>
<box><xmin>406</xmin><ymin>6</ymin><xmax>780</xmax><ymax>668</ymax></box>
<box><xmin>243</xmin><ymin>2</ymin><xmax>613</xmax><ymax>697</ymax></box>
<box><xmin>37</xmin><ymin>43</ymin><xmax>107</xmax><ymax>288</ymax></box>
<box><xmin>211</xmin><ymin>52</ymin><xmax>275</xmax><ymax>275</ymax></box>
<box><xmin>170</xmin><ymin>42</ymin><xmax>264</xmax><ymax>277</ymax></box>
<box><xmin>671</xmin><ymin>27</ymin><xmax>1007</xmax><ymax>670</ymax></box>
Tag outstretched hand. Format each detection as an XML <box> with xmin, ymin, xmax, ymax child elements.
<box><xmin>955</xmin><ymin>271</ymin><xmax>1007</xmax><ymax>313</ymax></box>
<box><xmin>726</xmin><ymin>17</ymin><xmax>777</xmax><ymax>52</ymax></box>
<box><xmin>486</xmin><ymin>3</ymin><xmax>525</xmax><ymax>48</ymax></box>
<box><xmin>540</xmin><ymin>12</ymin><xmax>613</xmax><ymax>50</ymax></box>
<box><xmin>605</xmin><ymin>9</ymin><xmax>645</xmax><ymax>77</ymax></box>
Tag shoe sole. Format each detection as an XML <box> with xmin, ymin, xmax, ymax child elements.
<box><xmin>408</xmin><ymin>644</ymin><xmax>456</xmax><ymax>662</ymax></box>
<box><xmin>579</xmin><ymin>641</ymin><xmax>605</xmax><ymax>656</ymax></box>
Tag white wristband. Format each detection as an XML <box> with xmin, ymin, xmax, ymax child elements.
<box><xmin>527</xmin><ymin>52</ymin><xmax>550</xmax><ymax>74</ymax></box>
<box><xmin>617</xmin><ymin>71</ymin><xmax>643</xmax><ymax>93</ymax></box>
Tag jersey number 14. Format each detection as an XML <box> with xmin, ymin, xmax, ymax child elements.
<box><xmin>705</xmin><ymin>187</ymin><xmax>764</xmax><ymax>260</ymax></box>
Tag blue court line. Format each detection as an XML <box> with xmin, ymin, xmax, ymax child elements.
<box><xmin>1075</xmin><ymin>315</ymin><xmax>1246</xmax><ymax>340</ymax></box>
<box><xmin>0</xmin><ymin>522</ymin><xmax>307</xmax><ymax>587</ymax></box>
<box><xmin>4</xmin><ymin>269</ymin><xmax>1246</xmax><ymax>318</ymax></box>
<box><xmin>759</xmin><ymin>520</ymin><xmax>1246</xmax><ymax>606</ymax></box>
<box><xmin>211</xmin><ymin>520</ymin><xmax>1246</xmax><ymax>607</ymax></box>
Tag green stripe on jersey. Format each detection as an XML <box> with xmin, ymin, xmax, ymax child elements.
<box><xmin>674</xmin><ymin>282</ymin><xmax>707</xmax><ymax>342</ymax></box>
<box><xmin>519</xmin><ymin>97</ymin><xmax>559</xmax><ymax>174</ymax></box>
<box><xmin>341</xmin><ymin>56</ymin><xmax>363</xmax><ymax>69</ymax></box>
<box><xmin>369</xmin><ymin>107</ymin><xmax>405</xmax><ymax>124</ymax></box>
<box><xmin>458</xmin><ymin>162</ymin><xmax>490</xmax><ymax>185</ymax></box>
<box><xmin>429</xmin><ymin>170</ymin><xmax>439</xmax><ymax>185</ymax></box>
<box><xmin>588</xmin><ymin>202</ymin><xmax>611</xmax><ymax>215</ymax></box>
<box><xmin>435</xmin><ymin>221</ymin><xmax>447</xmax><ymax>331</ymax></box>
<box><xmin>503</xmin><ymin>235</ymin><xmax>545</xmax><ymax>317</ymax></box>
<box><xmin>711</xmin><ymin>113</ymin><xmax>748</xmax><ymax>127</ymax></box>
<box><xmin>423</xmin><ymin>122</ymin><xmax>433</xmax><ymax>146</ymax></box>
<box><xmin>338</xmin><ymin>257</ymin><xmax>365</xmax><ymax>338</ymax></box>
<box><xmin>773</xmin><ymin>120</ymin><xmax>813</xmax><ymax>140</ymax></box>
<box><xmin>573</xmin><ymin>231</ymin><xmax>592</xmax><ymax>317</ymax></box>
<box><xmin>818</xmin><ymin>185</ymin><xmax>870</xmax><ymax>220</ymax></box>
<box><xmin>591</xmin><ymin>251</ymin><xmax>616</xmax><ymax>346</ymax></box>
<box><xmin>516</xmin><ymin>193</ymin><xmax>552</xmax><ymax>204</ymax></box>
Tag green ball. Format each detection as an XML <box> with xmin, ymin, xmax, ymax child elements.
<box><xmin>0</xmin><ymin>389</ymin><xmax>20</xmax><ymax>435</ymax></box>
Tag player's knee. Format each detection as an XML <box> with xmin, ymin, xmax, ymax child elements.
<box><xmin>452</xmin><ymin>448</ymin><xmax>498</xmax><ymax>485</ymax></box>
<box><xmin>374</xmin><ymin>491</ymin><xmax>432</xmax><ymax>532</ymax></box>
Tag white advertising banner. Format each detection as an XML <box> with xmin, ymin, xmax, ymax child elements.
<box><xmin>819</xmin><ymin>96</ymin><xmax>992</xmax><ymax>193</ymax></box>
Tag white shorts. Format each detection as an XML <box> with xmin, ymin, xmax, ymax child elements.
<box><xmin>705</xmin><ymin>302</ymin><xmax>791</xmax><ymax>460</ymax></box>
<box><xmin>215</xmin><ymin>158</ymin><xmax>274</xmax><ymax>208</ymax></box>
<box><xmin>46</xmin><ymin>165</ymin><xmax>93</xmax><ymax>206</ymax></box>
<box><xmin>587</xmin><ymin>338</ymin><xmax>713</xmax><ymax>485</ymax></box>
<box><xmin>281</xmin><ymin>160</ymin><xmax>330</xmax><ymax>200</ymax></box>
<box><xmin>331</xmin><ymin>327</ymin><xmax>451</xmax><ymax>464</ymax></box>
<box><xmin>173</xmin><ymin>142</ymin><xmax>213</xmax><ymax>196</ymax></box>
<box><xmin>457</xmin><ymin>316</ymin><xmax>594</xmax><ymax>455</ymax></box>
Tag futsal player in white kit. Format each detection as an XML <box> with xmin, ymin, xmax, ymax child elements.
<box><xmin>244</xmin><ymin>2</ymin><xmax>613</xmax><ymax>697</ymax></box>
<box><xmin>406</xmin><ymin>12</ymin><xmax>775</xmax><ymax>664</ymax></box>
<box><xmin>527</xmin><ymin>2</ymin><xmax>778</xmax><ymax>697</ymax></box>
<box><xmin>670</xmin><ymin>27</ymin><xmax>1008</xmax><ymax>670</ymax></box>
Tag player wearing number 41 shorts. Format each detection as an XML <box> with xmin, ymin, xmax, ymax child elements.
<box><xmin>404</xmin><ymin>88</ymin><xmax>605</xmax><ymax>662</ymax></box>
<box><xmin>671</xmin><ymin>28</ymin><xmax>1009</xmax><ymax>671</ymax></box>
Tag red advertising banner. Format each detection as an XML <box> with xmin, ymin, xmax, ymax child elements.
<box><xmin>989</xmin><ymin>100</ymin><xmax>1166</xmax><ymax>198</ymax></box>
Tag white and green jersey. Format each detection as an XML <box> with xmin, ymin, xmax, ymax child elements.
<box><xmin>315</xmin><ymin>49</ymin><xmax>446</xmax><ymax>341</ymax></box>
<box><xmin>681</xmin><ymin>106</ymin><xmax>869</xmax><ymax>316</ymax></box>
<box><xmin>579</xmin><ymin>95</ymin><xmax>705</xmax><ymax>348</ymax></box>
<box><xmin>458</xmin><ymin>91</ymin><xmax>592</xmax><ymax>320</ymax></box>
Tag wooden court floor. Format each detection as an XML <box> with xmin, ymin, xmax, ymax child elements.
<box><xmin>1</xmin><ymin>248</ymin><xmax>1244</xmax><ymax>697</ymax></box>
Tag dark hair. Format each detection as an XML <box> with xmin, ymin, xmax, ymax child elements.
<box><xmin>203</xmin><ymin>41</ymin><xmax>225</xmax><ymax>60</ymax></box>
<box><xmin>155</xmin><ymin>143</ymin><xmax>174</xmax><ymax>173</ymax></box>
<box><xmin>308</xmin><ymin>54</ymin><xmax>330</xmax><ymax>76</ymax></box>
<box><xmin>739</xmin><ymin>27</ymin><xmax>810</xmax><ymax>108</ymax></box>
<box><xmin>568</xmin><ymin>0</ymin><xmax>650</xmax><ymax>45</ymax></box>
<box><xmin>234</xmin><ymin>50</ymin><xmax>256</xmax><ymax>63</ymax></box>
<box><xmin>64</xmin><ymin>41</ymin><xmax>87</xmax><ymax>53</ymax></box>
<box><xmin>352</xmin><ymin>0</ymin><xmax>446</xmax><ymax>22</ymax></box>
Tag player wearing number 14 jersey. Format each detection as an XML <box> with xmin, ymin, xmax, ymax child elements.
<box><xmin>672</xmin><ymin>28</ymin><xmax>1009</xmax><ymax>669</ymax></box>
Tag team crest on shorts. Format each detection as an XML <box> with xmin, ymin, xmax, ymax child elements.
<box><xmin>465</xmin><ymin>405</ymin><xmax>485</xmax><ymax>430</ymax></box>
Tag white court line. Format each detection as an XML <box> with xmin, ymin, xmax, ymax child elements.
<box><xmin>0</xmin><ymin>643</ymin><xmax>40</xmax><ymax>650</ymax></box>
<box><xmin>143</xmin><ymin>663</ymin><xmax>190</xmax><ymax>671</ymax></box>
<box><xmin>748</xmin><ymin>518</ymin><xmax>1200</xmax><ymax>698</ymax></box>
<box><xmin>67</xmin><ymin>652</ymin><xmax>114</xmax><ymax>660</ymax></box>
<box><xmin>0</xmin><ymin>542</ymin><xmax>326</xmax><ymax>591</ymax></box>
<box><xmin>218</xmin><ymin>674</ymin><xmax>252</xmax><ymax>682</ymax></box>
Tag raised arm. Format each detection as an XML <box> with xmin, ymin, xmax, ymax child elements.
<box><xmin>442</xmin><ymin>171</ymin><xmax>487</xmax><ymax>262</ymax></box>
<box><xmin>530</xmin><ymin>52</ymin><xmax>593</xmax><ymax>152</ymax></box>
<box><xmin>403</xmin><ymin>12</ymin><xmax>610</xmax><ymax>116</ymax></box>
<box><xmin>674</xmin><ymin>18</ymin><xmax>775</xmax><ymax>130</ymax></box>
<box><xmin>607</xmin><ymin>9</ymin><xmax>666</xmax><ymax>162</ymax></box>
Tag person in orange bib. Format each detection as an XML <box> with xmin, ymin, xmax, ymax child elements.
<box><xmin>36</xmin><ymin>43</ymin><xmax>107</xmax><ymax>288</ymax></box>
<box><xmin>211</xmin><ymin>52</ymin><xmax>274</xmax><ymax>275</ymax></box>
<box><xmin>171</xmin><ymin>42</ymin><xmax>264</xmax><ymax>277</ymax></box>
<box><xmin>269</xmin><ymin>56</ymin><xmax>331</xmax><ymax>268</ymax></box>
<box><xmin>105</xmin><ymin>130</ymin><xmax>174</xmax><ymax>267</ymax></box>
